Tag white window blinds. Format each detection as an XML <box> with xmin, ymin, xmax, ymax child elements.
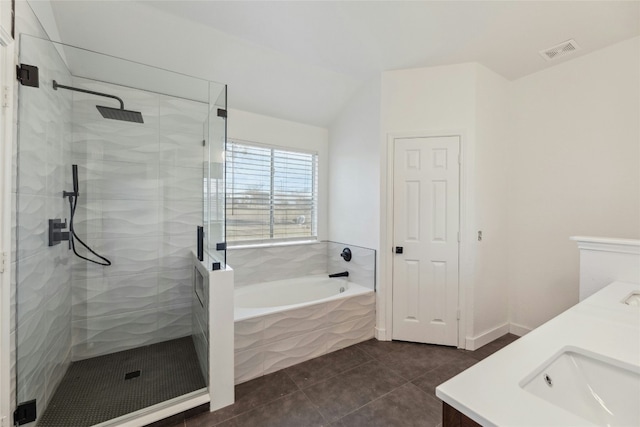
<box><xmin>226</xmin><ymin>140</ymin><xmax>318</xmax><ymax>245</ymax></box>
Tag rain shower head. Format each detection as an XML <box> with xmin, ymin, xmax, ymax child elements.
<box><xmin>96</xmin><ymin>105</ymin><xmax>144</xmax><ymax>123</ymax></box>
<box><xmin>53</xmin><ymin>80</ymin><xmax>144</xmax><ymax>123</ymax></box>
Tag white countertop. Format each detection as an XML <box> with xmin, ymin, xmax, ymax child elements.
<box><xmin>436</xmin><ymin>281</ymin><xmax>640</xmax><ymax>426</ymax></box>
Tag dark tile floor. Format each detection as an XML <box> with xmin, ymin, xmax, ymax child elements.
<box><xmin>155</xmin><ymin>334</ymin><xmax>519</xmax><ymax>427</ymax></box>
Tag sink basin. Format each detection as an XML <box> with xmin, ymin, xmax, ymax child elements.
<box><xmin>624</xmin><ymin>292</ymin><xmax>640</xmax><ymax>306</ymax></box>
<box><xmin>520</xmin><ymin>347</ymin><xmax>640</xmax><ymax>426</ymax></box>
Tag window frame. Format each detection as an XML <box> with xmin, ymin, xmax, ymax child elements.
<box><xmin>225</xmin><ymin>138</ymin><xmax>319</xmax><ymax>247</ymax></box>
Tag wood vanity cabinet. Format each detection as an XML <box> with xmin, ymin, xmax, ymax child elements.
<box><xmin>442</xmin><ymin>402</ymin><xmax>482</xmax><ymax>427</ymax></box>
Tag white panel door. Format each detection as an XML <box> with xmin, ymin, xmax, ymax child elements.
<box><xmin>392</xmin><ymin>136</ymin><xmax>460</xmax><ymax>346</ymax></box>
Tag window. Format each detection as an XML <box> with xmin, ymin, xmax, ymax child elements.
<box><xmin>226</xmin><ymin>140</ymin><xmax>318</xmax><ymax>245</ymax></box>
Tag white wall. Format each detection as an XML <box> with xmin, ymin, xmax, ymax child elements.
<box><xmin>328</xmin><ymin>77</ymin><xmax>381</xmax><ymax>250</ymax></box>
<box><xmin>227</xmin><ymin>108</ymin><xmax>329</xmax><ymax>241</ymax></box>
<box><xmin>508</xmin><ymin>36</ymin><xmax>640</xmax><ymax>332</ymax></box>
<box><xmin>380</xmin><ymin>63</ymin><xmax>479</xmax><ymax>344</ymax></box>
<box><xmin>471</xmin><ymin>65</ymin><xmax>510</xmax><ymax>341</ymax></box>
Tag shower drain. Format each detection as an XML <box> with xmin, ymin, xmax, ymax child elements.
<box><xmin>124</xmin><ymin>370</ymin><xmax>141</xmax><ymax>380</ymax></box>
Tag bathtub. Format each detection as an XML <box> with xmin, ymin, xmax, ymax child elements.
<box><xmin>234</xmin><ymin>274</ymin><xmax>375</xmax><ymax>384</ymax></box>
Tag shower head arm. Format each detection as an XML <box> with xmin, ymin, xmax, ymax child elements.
<box><xmin>52</xmin><ymin>80</ymin><xmax>124</xmax><ymax>110</ymax></box>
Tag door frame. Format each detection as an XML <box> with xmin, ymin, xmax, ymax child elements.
<box><xmin>380</xmin><ymin>130</ymin><xmax>472</xmax><ymax>349</ymax></box>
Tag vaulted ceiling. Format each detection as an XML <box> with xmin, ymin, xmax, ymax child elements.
<box><xmin>34</xmin><ymin>1</ymin><xmax>640</xmax><ymax>126</ymax></box>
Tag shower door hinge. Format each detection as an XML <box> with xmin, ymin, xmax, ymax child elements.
<box><xmin>16</xmin><ymin>64</ymin><xmax>39</xmax><ymax>87</ymax></box>
<box><xmin>217</xmin><ymin>108</ymin><xmax>227</xmax><ymax>118</ymax></box>
<box><xmin>13</xmin><ymin>400</ymin><xmax>36</xmax><ymax>425</ymax></box>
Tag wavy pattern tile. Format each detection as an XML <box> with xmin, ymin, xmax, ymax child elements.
<box><xmin>159</xmin><ymin>133</ymin><xmax>205</xmax><ymax>169</ymax></box>
<box><xmin>73</xmin><ymin>199</ymin><xmax>160</xmax><ymax>240</ymax></box>
<box><xmin>325</xmin><ymin>316</ymin><xmax>376</xmax><ymax>353</ymax></box>
<box><xmin>235</xmin><ymin>348</ymin><xmax>265</xmax><ymax>384</ymax></box>
<box><xmin>71</xmin><ymin>273</ymin><xmax>159</xmax><ymax>320</ymax></box>
<box><xmin>229</xmin><ymin>242</ymin><xmax>328</xmax><ymax>287</ymax></box>
<box><xmin>233</xmin><ymin>290</ymin><xmax>375</xmax><ymax>384</ymax></box>
<box><xmin>158</xmin><ymin>268</ymin><xmax>193</xmax><ymax>307</ymax></box>
<box><xmin>159</xmin><ymin>200</ymin><xmax>201</xmax><ymax>237</ymax></box>
<box><xmin>79</xmin><ymin>160</ymin><xmax>160</xmax><ymax>202</ymax></box>
<box><xmin>159</xmin><ymin>165</ymin><xmax>203</xmax><ymax>201</ymax></box>
<box><xmin>234</xmin><ymin>317</ymin><xmax>265</xmax><ymax>353</ymax></box>
<box><xmin>262</xmin><ymin>303</ymin><xmax>327</xmax><ymax>344</ymax></box>
<box><xmin>325</xmin><ymin>293</ymin><xmax>376</xmax><ymax>326</ymax></box>
<box><xmin>328</xmin><ymin>242</ymin><xmax>376</xmax><ymax>290</ymax></box>
<box><xmin>159</xmin><ymin>96</ymin><xmax>208</xmax><ymax>135</ymax></box>
<box><xmin>157</xmin><ymin>304</ymin><xmax>192</xmax><ymax>340</ymax></box>
<box><xmin>262</xmin><ymin>329</ymin><xmax>327</xmax><ymax>375</ymax></box>
<box><xmin>72</xmin><ymin>309</ymin><xmax>160</xmax><ymax>360</ymax></box>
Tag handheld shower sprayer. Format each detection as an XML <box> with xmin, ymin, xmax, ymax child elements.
<box><xmin>64</xmin><ymin>165</ymin><xmax>111</xmax><ymax>266</ymax></box>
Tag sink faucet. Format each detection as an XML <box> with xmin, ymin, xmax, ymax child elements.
<box><xmin>329</xmin><ymin>271</ymin><xmax>349</xmax><ymax>278</ymax></box>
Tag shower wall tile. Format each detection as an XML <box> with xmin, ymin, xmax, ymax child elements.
<box><xmin>71</xmin><ymin>272</ymin><xmax>159</xmax><ymax>320</ymax></box>
<box><xmin>67</xmin><ymin>78</ymin><xmax>210</xmax><ymax>358</ymax></box>
<box><xmin>16</xmin><ymin>254</ymin><xmax>49</xmax><ymax>325</ymax></box>
<box><xmin>159</xmin><ymin>165</ymin><xmax>203</xmax><ymax>201</ymax></box>
<box><xmin>15</xmin><ymin>194</ymin><xmax>48</xmax><ymax>260</ymax></box>
<box><xmin>159</xmin><ymin>132</ymin><xmax>205</xmax><ymax>169</ymax></box>
<box><xmin>158</xmin><ymin>268</ymin><xmax>192</xmax><ymax>307</ymax></box>
<box><xmin>79</xmin><ymin>160</ymin><xmax>159</xmax><ymax>202</ymax></box>
<box><xmin>159</xmin><ymin>200</ymin><xmax>201</xmax><ymax>237</ymax></box>
<box><xmin>328</xmin><ymin>242</ymin><xmax>376</xmax><ymax>291</ymax></box>
<box><xmin>156</xmin><ymin>303</ymin><xmax>192</xmax><ymax>340</ymax></box>
<box><xmin>159</xmin><ymin>233</ymin><xmax>195</xmax><ymax>271</ymax></box>
<box><xmin>71</xmin><ymin>309</ymin><xmax>159</xmax><ymax>360</ymax></box>
<box><xmin>159</xmin><ymin>96</ymin><xmax>208</xmax><ymax>135</ymax></box>
<box><xmin>72</xmin><ymin>236</ymin><xmax>160</xmax><ymax>279</ymax></box>
<box><xmin>73</xmin><ymin>199</ymin><xmax>160</xmax><ymax>240</ymax></box>
<box><xmin>10</xmin><ymin>330</ymin><xmax>16</xmax><ymax>417</ymax></box>
<box><xmin>228</xmin><ymin>242</ymin><xmax>328</xmax><ymax>287</ymax></box>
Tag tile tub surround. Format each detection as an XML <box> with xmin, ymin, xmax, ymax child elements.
<box><xmin>69</xmin><ymin>77</ymin><xmax>209</xmax><ymax>360</ymax></box>
<box><xmin>227</xmin><ymin>241</ymin><xmax>376</xmax><ymax>290</ymax></box>
<box><xmin>151</xmin><ymin>335</ymin><xmax>518</xmax><ymax>427</ymax></box>
<box><xmin>234</xmin><ymin>291</ymin><xmax>376</xmax><ymax>384</ymax></box>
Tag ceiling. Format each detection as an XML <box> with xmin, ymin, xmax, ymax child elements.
<box><xmin>35</xmin><ymin>1</ymin><xmax>640</xmax><ymax>127</ymax></box>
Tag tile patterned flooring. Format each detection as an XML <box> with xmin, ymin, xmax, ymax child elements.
<box><xmin>153</xmin><ymin>334</ymin><xmax>519</xmax><ymax>427</ymax></box>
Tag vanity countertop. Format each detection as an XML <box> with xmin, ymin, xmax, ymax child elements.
<box><xmin>436</xmin><ymin>281</ymin><xmax>640</xmax><ymax>426</ymax></box>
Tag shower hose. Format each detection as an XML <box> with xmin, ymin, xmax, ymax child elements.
<box><xmin>67</xmin><ymin>194</ymin><xmax>112</xmax><ymax>266</ymax></box>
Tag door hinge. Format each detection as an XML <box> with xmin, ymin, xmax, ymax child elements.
<box><xmin>16</xmin><ymin>64</ymin><xmax>39</xmax><ymax>87</ymax></box>
<box><xmin>217</xmin><ymin>108</ymin><xmax>227</xmax><ymax>118</ymax></box>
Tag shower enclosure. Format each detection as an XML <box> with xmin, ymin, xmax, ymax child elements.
<box><xmin>13</xmin><ymin>35</ymin><xmax>227</xmax><ymax>426</ymax></box>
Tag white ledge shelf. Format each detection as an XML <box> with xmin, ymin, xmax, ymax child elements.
<box><xmin>570</xmin><ymin>236</ymin><xmax>640</xmax><ymax>254</ymax></box>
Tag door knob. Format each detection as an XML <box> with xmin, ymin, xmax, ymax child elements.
<box><xmin>395</xmin><ymin>246</ymin><xmax>403</xmax><ymax>254</ymax></box>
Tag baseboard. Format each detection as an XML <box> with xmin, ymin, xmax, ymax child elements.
<box><xmin>509</xmin><ymin>322</ymin><xmax>532</xmax><ymax>337</ymax></box>
<box><xmin>374</xmin><ymin>327</ymin><xmax>389</xmax><ymax>341</ymax></box>
<box><xmin>465</xmin><ymin>323</ymin><xmax>510</xmax><ymax>351</ymax></box>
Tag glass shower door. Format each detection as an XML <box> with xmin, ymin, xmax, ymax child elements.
<box><xmin>14</xmin><ymin>34</ymin><xmax>226</xmax><ymax>426</ymax></box>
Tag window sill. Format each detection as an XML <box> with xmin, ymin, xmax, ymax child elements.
<box><xmin>227</xmin><ymin>239</ymin><xmax>320</xmax><ymax>250</ymax></box>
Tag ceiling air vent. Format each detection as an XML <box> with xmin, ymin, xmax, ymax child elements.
<box><xmin>539</xmin><ymin>39</ymin><xmax>581</xmax><ymax>61</ymax></box>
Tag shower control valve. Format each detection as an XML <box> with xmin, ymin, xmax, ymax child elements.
<box><xmin>48</xmin><ymin>218</ymin><xmax>70</xmax><ymax>247</ymax></box>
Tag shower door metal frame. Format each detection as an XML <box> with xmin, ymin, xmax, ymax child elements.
<box><xmin>0</xmin><ymin>8</ymin><xmax>15</xmax><ymax>426</ymax></box>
